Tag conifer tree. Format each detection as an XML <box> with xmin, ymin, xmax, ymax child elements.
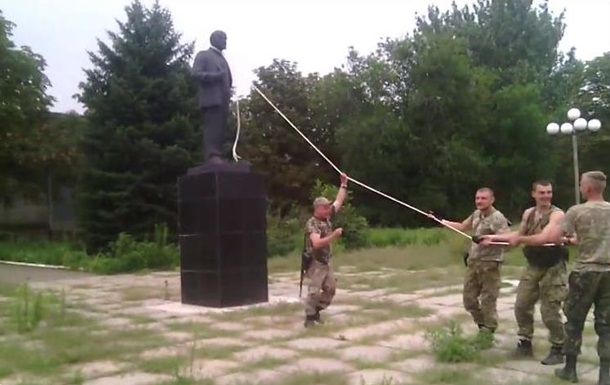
<box><xmin>76</xmin><ymin>0</ymin><xmax>199</xmax><ymax>251</ymax></box>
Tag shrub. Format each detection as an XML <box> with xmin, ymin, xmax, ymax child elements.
<box><xmin>88</xmin><ymin>223</ymin><xmax>179</xmax><ymax>274</ymax></box>
<box><xmin>266</xmin><ymin>208</ymin><xmax>302</xmax><ymax>257</ymax></box>
<box><xmin>425</xmin><ymin>321</ymin><xmax>480</xmax><ymax>362</ymax></box>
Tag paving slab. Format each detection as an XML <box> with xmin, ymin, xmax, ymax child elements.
<box><xmin>187</xmin><ymin>359</ymin><xmax>239</xmax><ymax>379</ymax></box>
<box><xmin>338</xmin><ymin>320</ymin><xmax>413</xmax><ymax>341</ymax></box>
<box><xmin>64</xmin><ymin>360</ymin><xmax>127</xmax><ymax>379</ymax></box>
<box><xmin>377</xmin><ymin>332</ymin><xmax>427</xmax><ymax>350</ymax></box>
<box><xmin>213</xmin><ymin>321</ymin><xmax>253</xmax><ymax>332</ymax></box>
<box><xmin>348</xmin><ymin>369</ymin><xmax>413</xmax><ymax>385</ymax></box>
<box><xmin>146</xmin><ymin>296</ymin><xmax>301</xmax><ymax>315</ymax></box>
<box><xmin>417</xmin><ymin>293</ymin><xmax>463</xmax><ymax>306</ymax></box>
<box><xmin>161</xmin><ymin>331</ymin><xmax>194</xmax><ymax>343</ymax></box>
<box><xmin>383</xmin><ymin>293</ymin><xmax>420</xmax><ymax>303</ymax></box>
<box><xmin>339</xmin><ymin>345</ymin><xmax>395</xmax><ymax>362</ymax></box>
<box><xmin>285</xmin><ymin>337</ymin><xmax>348</xmax><ymax>350</ymax></box>
<box><xmin>391</xmin><ymin>355</ymin><xmax>436</xmax><ymax>373</ymax></box>
<box><xmin>499</xmin><ymin>359</ymin><xmax>597</xmax><ymax>376</ymax></box>
<box><xmin>216</xmin><ymin>369</ymin><xmax>288</xmax><ymax>385</ymax></box>
<box><xmin>194</xmin><ymin>337</ymin><xmax>252</xmax><ymax>348</ymax></box>
<box><xmin>474</xmin><ymin>367</ymin><xmax>546</xmax><ymax>384</ymax></box>
<box><xmin>139</xmin><ymin>344</ymin><xmax>194</xmax><ymax>360</ymax></box>
<box><xmin>277</xmin><ymin>357</ymin><xmax>355</xmax><ymax>373</ymax></box>
<box><xmin>235</xmin><ymin>346</ymin><xmax>299</xmax><ymax>361</ymax></box>
<box><xmin>243</xmin><ymin>328</ymin><xmax>297</xmax><ymax>341</ymax></box>
<box><xmin>83</xmin><ymin>372</ymin><xmax>173</xmax><ymax>385</ymax></box>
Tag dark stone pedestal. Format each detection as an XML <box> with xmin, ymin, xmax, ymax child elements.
<box><xmin>177</xmin><ymin>162</ymin><xmax>269</xmax><ymax>307</ymax></box>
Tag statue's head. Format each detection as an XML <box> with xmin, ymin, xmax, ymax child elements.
<box><xmin>210</xmin><ymin>30</ymin><xmax>227</xmax><ymax>51</ymax></box>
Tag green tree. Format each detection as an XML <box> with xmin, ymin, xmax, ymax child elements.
<box><xmin>76</xmin><ymin>0</ymin><xmax>199</xmax><ymax>252</ymax></box>
<box><xmin>577</xmin><ymin>53</ymin><xmax>610</xmax><ymax>173</ymax></box>
<box><xmin>238</xmin><ymin>59</ymin><xmax>337</xmax><ymax>214</ymax></box>
<box><xmin>0</xmin><ymin>11</ymin><xmax>55</xmax><ymax>204</ymax></box>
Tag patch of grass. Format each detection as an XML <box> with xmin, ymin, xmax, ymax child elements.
<box><xmin>474</xmin><ymin>348</ymin><xmax>508</xmax><ymax>366</ymax></box>
<box><xmin>240</xmin><ymin>356</ymin><xmax>289</xmax><ymax>372</ymax></box>
<box><xmin>138</xmin><ymin>355</ymin><xmax>184</xmax><ymax>375</ymax></box>
<box><xmin>0</xmin><ymin>284</ymin><xmax>90</xmax><ymax>336</ymax></box>
<box><xmin>13</xmin><ymin>282</ymin><xmax>46</xmax><ymax>333</ymax></box>
<box><xmin>70</xmin><ymin>283</ymin><xmax>95</xmax><ymax>289</ymax></box>
<box><xmin>1</xmin><ymin>324</ymin><xmax>167</xmax><ymax>377</ymax></box>
<box><xmin>0</xmin><ymin>238</ymin><xmax>88</xmax><ymax>268</ymax></box>
<box><xmin>194</xmin><ymin>344</ymin><xmax>243</xmax><ymax>360</ymax></box>
<box><xmin>348</xmin><ymin>358</ymin><xmax>391</xmax><ymax>371</ymax></box>
<box><xmin>130</xmin><ymin>315</ymin><xmax>157</xmax><ymax>324</ymax></box>
<box><xmin>111</xmin><ymin>326</ymin><xmax>170</xmax><ymax>350</ymax></box>
<box><xmin>425</xmin><ymin>321</ymin><xmax>480</xmax><ymax>363</ymax></box>
<box><xmin>63</xmin><ymin>370</ymin><xmax>86</xmax><ymax>385</ymax></box>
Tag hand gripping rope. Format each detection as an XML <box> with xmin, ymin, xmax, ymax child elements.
<box><xmin>251</xmin><ymin>84</ymin><xmax>560</xmax><ymax>248</ymax></box>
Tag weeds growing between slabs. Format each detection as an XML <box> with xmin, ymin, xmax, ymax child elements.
<box><xmin>0</xmin><ymin>282</ymin><xmax>173</xmax><ymax>382</ymax></box>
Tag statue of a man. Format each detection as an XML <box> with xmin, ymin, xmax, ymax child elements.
<box><xmin>191</xmin><ymin>30</ymin><xmax>232</xmax><ymax>165</ymax></box>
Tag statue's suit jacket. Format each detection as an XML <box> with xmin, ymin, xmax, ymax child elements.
<box><xmin>191</xmin><ymin>47</ymin><xmax>232</xmax><ymax>108</ymax></box>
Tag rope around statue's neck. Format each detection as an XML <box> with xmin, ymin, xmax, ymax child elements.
<box><xmin>232</xmin><ymin>99</ymin><xmax>242</xmax><ymax>162</ymax></box>
<box><xmin>250</xmin><ymin>83</ymin><xmax>559</xmax><ymax>248</ymax></box>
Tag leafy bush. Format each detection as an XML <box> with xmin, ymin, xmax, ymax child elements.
<box><xmin>266</xmin><ymin>208</ymin><xmax>303</xmax><ymax>257</ymax></box>
<box><xmin>426</xmin><ymin>321</ymin><xmax>480</xmax><ymax>362</ymax></box>
<box><xmin>310</xmin><ymin>179</ymin><xmax>369</xmax><ymax>250</ymax></box>
<box><xmin>88</xmin><ymin>223</ymin><xmax>179</xmax><ymax>274</ymax></box>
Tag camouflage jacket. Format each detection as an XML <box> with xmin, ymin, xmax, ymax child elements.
<box><xmin>304</xmin><ymin>206</ymin><xmax>336</xmax><ymax>264</ymax></box>
<box><xmin>562</xmin><ymin>201</ymin><xmax>610</xmax><ymax>272</ymax></box>
<box><xmin>468</xmin><ymin>208</ymin><xmax>510</xmax><ymax>262</ymax></box>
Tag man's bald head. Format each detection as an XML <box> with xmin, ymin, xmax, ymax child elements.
<box><xmin>475</xmin><ymin>187</ymin><xmax>495</xmax><ymax>210</ymax></box>
<box><xmin>210</xmin><ymin>30</ymin><xmax>227</xmax><ymax>50</ymax></box>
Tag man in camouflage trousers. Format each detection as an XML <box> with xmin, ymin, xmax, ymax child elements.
<box><xmin>481</xmin><ymin>171</ymin><xmax>610</xmax><ymax>385</ymax></box>
<box><xmin>302</xmin><ymin>173</ymin><xmax>348</xmax><ymax>328</ymax></box>
<box><xmin>436</xmin><ymin>187</ymin><xmax>510</xmax><ymax>342</ymax></box>
<box><xmin>505</xmin><ymin>180</ymin><xmax>569</xmax><ymax>365</ymax></box>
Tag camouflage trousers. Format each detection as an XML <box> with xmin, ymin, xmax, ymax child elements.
<box><xmin>463</xmin><ymin>259</ymin><xmax>502</xmax><ymax>331</ymax></box>
<box><xmin>563</xmin><ymin>270</ymin><xmax>610</xmax><ymax>360</ymax></box>
<box><xmin>304</xmin><ymin>259</ymin><xmax>337</xmax><ymax>316</ymax></box>
<box><xmin>514</xmin><ymin>261</ymin><xmax>567</xmax><ymax>346</ymax></box>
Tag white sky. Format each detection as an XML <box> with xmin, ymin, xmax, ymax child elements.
<box><xmin>3</xmin><ymin>0</ymin><xmax>610</xmax><ymax>113</ymax></box>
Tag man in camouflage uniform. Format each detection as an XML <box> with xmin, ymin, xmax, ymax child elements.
<box><xmin>303</xmin><ymin>173</ymin><xmax>348</xmax><ymax>328</ymax></box>
<box><xmin>508</xmin><ymin>180</ymin><xmax>568</xmax><ymax>365</ymax></box>
<box><xmin>481</xmin><ymin>171</ymin><xmax>610</xmax><ymax>385</ymax></box>
<box><xmin>437</xmin><ymin>187</ymin><xmax>510</xmax><ymax>340</ymax></box>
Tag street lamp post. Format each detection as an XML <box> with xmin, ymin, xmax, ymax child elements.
<box><xmin>546</xmin><ymin>108</ymin><xmax>602</xmax><ymax>205</ymax></box>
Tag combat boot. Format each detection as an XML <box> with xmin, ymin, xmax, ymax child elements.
<box><xmin>599</xmin><ymin>359</ymin><xmax>610</xmax><ymax>385</ymax></box>
<box><xmin>313</xmin><ymin>306</ymin><xmax>325</xmax><ymax>324</ymax></box>
<box><xmin>513</xmin><ymin>338</ymin><xmax>533</xmax><ymax>357</ymax></box>
<box><xmin>541</xmin><ymin>345</ymin><xmax>564</xmax><ymax>365</ymax></box>
<box><xmin>304</xmin><ymin>314</ymin><xmax>316</xmax><ymax>328</ymax></box>
<box><xmin>554</xmin><ymin>354</ymin><xmax>578</xmax><ymax>383</ymax></box>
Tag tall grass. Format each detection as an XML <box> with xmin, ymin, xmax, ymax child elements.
<box><xmin>0</xmin><ymin>224</ymin><xmax>577</xmax><ymax>274</ymax></box>
<box><xmin>0</xmin><ymin>238</ymin><xmax>88</xmax><ymax>268</ymax></box>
